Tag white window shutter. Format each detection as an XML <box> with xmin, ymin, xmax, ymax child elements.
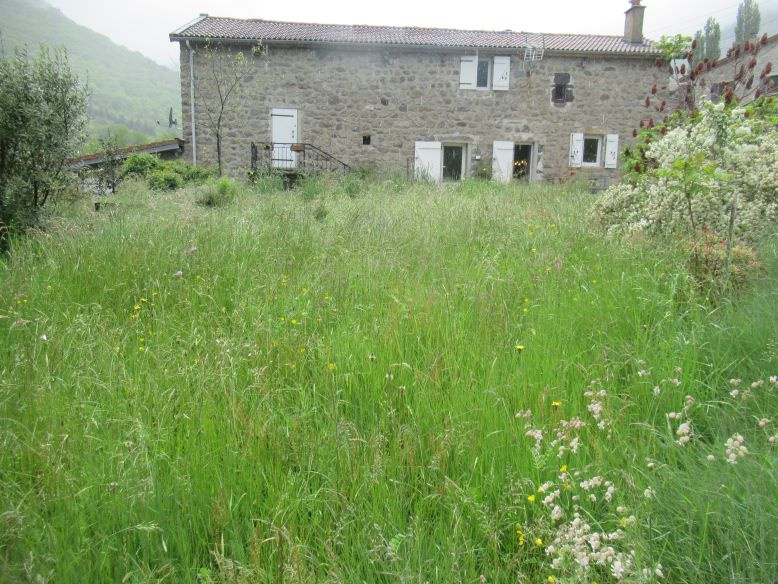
<box><xmin>492</xmin><ymin>141</ymin><xmax>514</xmax><ymax>182</ymax></box>
<box><xmin>492</xmin><ymin>56</ymin><xmax>510</xmax><ymax>90</ymax></box>
<box><xmin>604</xmin><ymin>134</ymin><xmax>619</xmax><ymax>169</ymax></box>
<box><xmin>459</xmin><ymin>56</ymin><xmax>477</xmax><ymax>89</ymax></box>
<box><xmin>569</xmin><ymin>133</ymin><xmax>584</xmax><ymax>167</ymax></box>
<box><xmin>415</xmin><ymin>141</ymin><xmax>442</xmax><ymax>181</ymax></box>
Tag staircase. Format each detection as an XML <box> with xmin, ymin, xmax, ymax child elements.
<box><xmin>250</xmin><ymin>142</ymin><xmax>350</xmax><ymax>181</ymax></box>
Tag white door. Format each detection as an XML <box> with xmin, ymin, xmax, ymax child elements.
<box><xmin>271</xmin><ymin>108</ymin><xmax>298</xmax><ymax>168</ymax></box>
<box><xmin>414</xmin><ymin>141</ymin><xmax>442</xmax><ymax>181</ymax></box>
<box><xmin>492</xmin><ymin>141</ymin><xmax>514</xmax><ymax>183</ymax></box>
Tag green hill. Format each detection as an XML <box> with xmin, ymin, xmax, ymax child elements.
<box><xmin>0</xmin><ymin>0</ymin><xmax>181</xmax><ymax>139</ymax></box>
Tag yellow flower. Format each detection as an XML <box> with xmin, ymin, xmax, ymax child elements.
<box><xmin>527</xmin><ymin>494</ymin><xmax>536</xmax><ymax>503</ymax></box>
<box><xmin>531</xmin><ymin>247</ymin><xmax>537</xmax><ymax>253</ymax></box>
<box><xmin>547</xmin><ymin>576</ymin><xmax>557</xmax><ymax>583</ymax></box>
<box><xmin>522</xmin><ymin>307</ymin><xmax>529</xmax><ymax>313</ymax></box>
<box><xmin>552</xmin><ymin>401</ymin><xmax>561</xmax><ymax>408</ymax></box>
<box><xmin>516</xmin><ymin>526</ymin><xmax>525</xmax><ymax>546</ymax></box>
<box><xmin>619</xmin><ymin>516</ymin><xmax>629</xmax><ymax>528</ymax></box>
<box><xmin>537</xmin><ymin>486</ymin><xmax>544</xmax><ymax>494</ymax></box>
<box><xmin>138</xmin><ymin>346</ymin><xmax>145</xmax><ymax>352</ymax></box>
<box><xmin>560</xmin><ymin>465</ymin><xmax>568</xmax><ymax>473</ymax></box>
<box><xmin>328</xmin><ymin>362</ymin><xmax>336</xmax><ymax>371</ymax></box>
<box><xmin>515</xmin><ymin>344</ymin><xmax>525</xmax><ymax>352</ymax></box>
<box><xmin>291</xmin><ymin>319</ymin><xmax>298</xmax><ymax>325</ymax></box>
<box><xmin>534</xmin><ymin>538</ymin><xmax>543</xmax><ymax>547</ymax></box>
<box><xmin>134</xmin><ymin>304</ymin><xmax>141</xmax><ymax>311</ymax></box>
<box><xmin>523</xmin><ymin>298</ymin><xmax>529</xmax><ymax>303</ymax></box>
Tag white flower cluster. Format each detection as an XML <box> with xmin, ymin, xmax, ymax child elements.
<box><xmin>724</xmin><ymin>433</ymin><xmax>748</xmax><ymax>464</ymax></box>
<box><xmin>592</xmin><ymin>100</ymin><xmax>778</xmax><ymax>244</ymax></box>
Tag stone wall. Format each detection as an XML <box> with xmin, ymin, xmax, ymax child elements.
<box><xmin>179</xmin><ymin>42</ymin><xmax>666</xmax><ymax>182</ymax></box>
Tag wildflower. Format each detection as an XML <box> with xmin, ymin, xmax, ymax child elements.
<box><xmin>653</xmin><ymin>386</ymin><xmax>661</xmax><ymax>396</ymax></box>
<box><xmin>547</xmin><ymin>576</ymin><xmax>556</xmax><ymax>583</ymax></box>
<box><xmin>534</xmin><ymin>537</ymin><xmax>543</xmax><ymax>547</ymax></box>
<box><xmin>290</xmin><ymin>319</ymin><xmax>297</xmax><ymax>325</ymax></box>
<box><xmin>552</xmin><ymin>401</ymin><xmax>561</xmax><ymax>408</ymax></box>
<box><xmin>730</xmin><ymin>378</ymin><xmax>742</xmax><ymax>386</ymax></box>
<box><xmin>643</xmin><ymin>487</ymin><xmax>655</xmax><ymax>499</ymax></box>
<box><xmin>515</xmin><ymin>344</ymin><xmax>525</xmax><ymax>352</ymax></box>
<box><xmin>770</xmin><ymin>376</ymin><xmax>777</xmax><ymax>385</ymax></box>
<box><xmin>522</xmin><ymin>307</ymin><xmax>529</xmax><ymax>313</ymax></box>
<box><xmin>758</xmin><ymin>418</ymin><xmax>770</xmax><ymax>428</ymax></box>
<box><xmin>725</xmin><ymin>433</ymin><xmax>748</xmax><ymax>464</ymax></box>
<box><xmin>527</xmin><ymin>494</ymin><xmax>536</xmax><ymax>503</ymax></box>
<box><xmin>637</xmin><ymin>369</ymin><xmax>650</xmax><ymax>377</ymax></box>
<box><xmin>560</xmin><ymin>465</ymin><xmax>568</xmax><ymax>473</ymax></box>
<box><xmin>368</xmin><ymin>352</ymin><xmax>376</xmax><ymax>362</ymax></box>
<box><xmin>39</xmin><ymin>334</ymin><xmax>47</xmax><ymax>341</ymax></box>
<box><xmin>769</xmin><ymin>434</ymin><xmax>778</xmax><ymax>444</ymax></box>
<box><xmin>328</xmin><ymin>362</ymin><xmax>336</xmax><ymax>371</ymax></box>
<box><xmin>138</xmin><ymin>346</ymin><xmax>145</xmax><ymax>352</ymax></box>
<box><xmin>551</xmin><ymin>505</ymin><xmax>563</xmax><ymax>521</ymax></box>
<box><xmin>516</xmin><ymin>526</ymin><xmax>525</xmax><ymax>545</ymax></box>
<box><xmin>385</xmin><ymin>372</ymin><xmax>394</xmax><ymax>381</ymax></box>
<box><xmin>751</xmin><ymin>380</ymin><xmax>764</xmax><ymax>389</ymax></box>
<box><xmin>706</xmin><ymin>454</ymin><xmax>716</xmax><ymax>461</ymax></box>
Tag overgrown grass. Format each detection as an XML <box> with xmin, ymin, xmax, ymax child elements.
<box><xmin>1</xmin><ymin>179</ymin><xmax>776</xmax><ymax>583</ymax></box>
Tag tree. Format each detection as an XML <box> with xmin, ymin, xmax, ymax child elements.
<box><xmin>735</xmin><ymin>0</ymin><xmax>761</xmax><ymax>45</ymax></box>
<box><xmin>0</xmin><ymin>46</ymin><xmax>88</xmax><ymax>250</ymax></box>
<box><xmin>703</xmin><ymin>18</ymin><xmax>721</xmax><ymax>61</ymax></box>
<box><xmin>193</xmin><ymin>40</ymin><xmax>263</xmax><ymax>176</ymax></box>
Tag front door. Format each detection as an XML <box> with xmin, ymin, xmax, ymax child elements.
<box><xmin>443</xmin><ymin>145</ymin><xmax>463</xmax><ymax>180</ymax></box>
<box><xmin>271</xmin><ymin>108</ymin><xmax>298</xmax><ymax>168</ymax></box>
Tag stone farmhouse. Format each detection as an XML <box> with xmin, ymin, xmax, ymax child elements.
<box><xmin>170</xmin><ymin>0</ymin><xmax>666</xmax><ymax>185</ymax></box>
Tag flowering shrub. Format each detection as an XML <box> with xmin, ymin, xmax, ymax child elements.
<box><xmin>591</xmin><ymin>98</ymin><xmax>778</xmax><ymax>245</ymax></box>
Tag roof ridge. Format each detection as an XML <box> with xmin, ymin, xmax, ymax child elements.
<box><xmin>195</xmin><ymin>15</ymin><xmax>630</xmax><ymax>39</ymax></box>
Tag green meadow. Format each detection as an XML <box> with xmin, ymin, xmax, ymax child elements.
<box><xmin>1</xmin><ymin>178</ymin><xmax>777</xmax><ymax>583</ymax></box>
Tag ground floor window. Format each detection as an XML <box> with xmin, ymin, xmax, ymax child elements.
<box><xmin>582</xmin><ymin>136</ymin><xmax>601</xmax><ymax>166</ymax></box>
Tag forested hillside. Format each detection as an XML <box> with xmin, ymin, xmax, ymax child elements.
<box><xmin>0</xmin><ymin>0</ymin><xmax>181</xmax><ymax>139</ymax></box>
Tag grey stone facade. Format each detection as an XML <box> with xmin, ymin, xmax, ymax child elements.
<box><xmin>179</xmin><ymin>41</ymin><xmax>665</xmax><ymax>183</ymax></box>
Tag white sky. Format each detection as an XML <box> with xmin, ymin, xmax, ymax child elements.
<box><xmin>43</xmin><ymin>0</ymin><xmax>770</xmax><ymax>69</ymax></box>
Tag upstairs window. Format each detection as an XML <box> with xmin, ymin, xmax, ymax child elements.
<box><xmin>460</xmin><ymin>56</ymin><xmax>510</xmax><ymax>90</ymax></box>
<box><xmin>552</xmin><ymin>73</ymin><xmax>573</xmax><ymax>105</ymax></box>
<box><xmin>477</xmin><ymin>60</ymin><xmax>490</xmax><ymax>88</ymax></box>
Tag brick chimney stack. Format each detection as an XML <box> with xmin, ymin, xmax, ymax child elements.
<box><xmin>624</xmin><ymin>0</ymin><xmax>646</xmax><ymax>44</ymax></box>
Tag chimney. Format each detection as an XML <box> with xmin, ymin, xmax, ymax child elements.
<box><xmin>624</xmin><ymin>0</ymin><xmax>646</xmax><ymax>44</ymax></box>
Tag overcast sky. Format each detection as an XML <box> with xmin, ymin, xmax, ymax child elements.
<box><xmin>43</xmin><ymin>0</ymin><xmax>771</xmax><ymax>69</ymax></box>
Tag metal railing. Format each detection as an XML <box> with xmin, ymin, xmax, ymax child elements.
<box><xmin>250</xmin><ymin>142</ymin><xmax>350</xmax><ymax>175</ymax></box>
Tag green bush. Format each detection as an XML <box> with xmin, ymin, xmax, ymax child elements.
<box><xmin>195</xmin><ymin>176</ymin><xmax>241</xmax><ymax>207</ymax></box>
<box><xmin>119</xmin><ymin>153</ymin><xmax>160</xmax><ymax>179</ymax></box>
<box><xmin>148</xmin><ymin>169</ymin><xmax>183</xmax><ymax>191</ymax></box>
<box><xmin>248</xmin><ymin>170</ymin><xmax>284</xmax><ymax>193</ymax></box>
<box><xmin>164</xmin><ymin>160</ymin><xmax>215</xmax><ymax>183</ymax></box>
<box><xmin>340</xmin><ymin>174</ymin><xmax>362</xmax><ymax>198</ymax></box>
<box><xmin>298</xmin><ymin>175</ymin><xmax>325</xmax><ymax>201</ymax></box>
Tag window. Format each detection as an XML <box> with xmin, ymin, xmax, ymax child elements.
<box><xmin>552</xmin><ymin>73</ymin><xmax>573</xmax><ymax>105</ymax></box>
<box><xmin>460</xmin><ymin>56</ymin><xmax>510</xmax><ymax>90</ymax></box>
<box><xmin>362</xmin><ymin>135</ymin><xmax>371</xmax><ymax>145</ymax></box>
<box><xmin>582</xmin><ymin>136</ymin><xmax>601</xmax><ymax>166</ymax></box>
<box><xmin>570</xmin><ymin>133</ymin><xmax>619</xmax><ymax>169</ymax></box>
<box><xmin>476</xmin><ymin>60</ymin><xmax>490</xmax><ymax>88</ymax></box>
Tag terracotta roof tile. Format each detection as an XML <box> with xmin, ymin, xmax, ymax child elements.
<box><xmin>171</xmin><ymin>16</ymin><xmax>659</xmax><ymax>56</ymax></box>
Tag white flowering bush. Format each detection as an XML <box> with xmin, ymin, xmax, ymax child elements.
<box><xmin>592</xmin><ymin>97</ymin><xmax>778</xmax><ymax>245</ymax></box>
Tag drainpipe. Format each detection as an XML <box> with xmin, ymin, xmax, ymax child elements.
<box><xmin>186</xmin><ymin>40</ymin><xmax>197</xmax><ymax>166</ymax></box>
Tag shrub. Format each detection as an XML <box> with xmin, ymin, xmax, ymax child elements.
<box><xmin>164</xmin><ymin>160</ymin><xmax>215</xmax><ymax>183</ymax></box>
<box><xmin>148</xmin><ymin>169</ymin><xmax>183</xmax><ymax>191</ymax></box>
<box><xmin>195</xmin><ymin>176</ymin><xmax>241</xmax><ymax>207</ymax></box>
<box><xmin>248</xmin><ymin>170</ymin><xmax>284</xmax><ymax>193</ymax></box>
<box><xmin>119</xmin><ymin>153</ymin><xmax>160</xmax><ymax>179</ymax></box>
<box><xmin>685</xmin><ymin>230</ymin><xmax>762</xmax><ymax>293</ymax></box>
<box><xmin>299</xmin><ymin>175</ymin><xmax>325</xmax><ymax>201</ymax></box>
<box><xmin>592</xmin><ymin>98</ymin><xmax>778</xmax><ymax>245</ymax></box>
<box><xmin>0</xmin><ymin>47</ymin><xmax>87</xmax><ymax>249</ymax></box>
<box><xmin>340</xmin><ymin>174</ymin><xmax>362</xmax><ymax>198</ymax></box>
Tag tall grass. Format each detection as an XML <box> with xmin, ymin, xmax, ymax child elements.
<box><xmin>1</xmin><ymin>179</ymin><xmax>776</xmax><ymax>582</ymax></box>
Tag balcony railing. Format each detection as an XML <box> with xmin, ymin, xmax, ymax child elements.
<box><xmin>250</xmin><ymin>142</ymin><xmax>350</xmax><ymax>175</ymax></box>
